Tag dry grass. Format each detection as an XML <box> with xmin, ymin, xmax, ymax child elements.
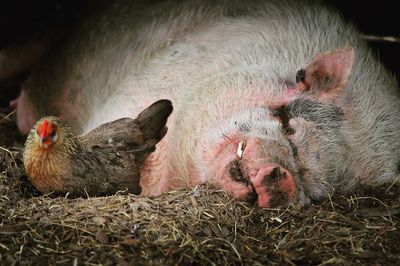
<box><xmin>1</xmin><ymin>111</ymin><xmax>400</xmax><ymax>265</ymax></box>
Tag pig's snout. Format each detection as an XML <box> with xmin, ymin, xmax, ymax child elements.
<box><xmin>250</xmin><ymin>165</ymin><xmax>296</xmax><ymax>208</ymax></box>
<box><xmin>208</xmin><ymin>135</ymin><xmax>298</xmax><ymax>208</ymax></box>
<box><xmin>227</xmin><ymin>158</ymin><xmax>297</xmax><ymax>208</ymax></box>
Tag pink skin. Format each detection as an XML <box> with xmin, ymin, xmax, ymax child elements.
<box><xmin>283</xmin><ymin>86</ymin><xmax>297</xmax><ymax>99</ymax></box>
<box><xmin>10</xmin><ymin>89</ymin><xmax>38</xmax><ymax>135</ymax></box>
<box><xmin>250</xmin><ymin>164</ymin><xmax>296</xmax><ymax>207</ymax></box>
<box><xmin>140</xmin><ymin>136</ymin><xmax>178</xmax><ymax>196</ymax></box>
<box><xmin>288</xmin><ymin>47</ymin><xmax>354</xmax><ymax>104</ymax></box>
<box><xmin>202</xmin><ymin>135</ymin><xmax>254</xmax><ymax>200</ymax></box>
<box><xmin>212</xmin><ymin>154</ymin><xmax>254</xmax><ymax>200</ymax></box>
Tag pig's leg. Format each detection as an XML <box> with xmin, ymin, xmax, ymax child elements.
<box><xmin>9</xmin><ymin>87</ymin><xmax>39</xmax><ymax>135</ymax></box>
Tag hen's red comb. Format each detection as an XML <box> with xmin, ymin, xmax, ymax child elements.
<box><xmin>39</xmin><ymin>119</ymin><xmax>49</xmax><ymax>138</ymax></box>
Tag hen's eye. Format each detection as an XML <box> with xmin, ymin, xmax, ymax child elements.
<box><xmin>50</xmin><ymin>130</ymin><xmax>57</xmax><ymax>138</ymax></box>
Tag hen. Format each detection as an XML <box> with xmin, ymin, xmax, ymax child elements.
<box><xmin>23</xmin><ymin>99</ymin><xmax>173</xmax><ymax>197</ymax></box>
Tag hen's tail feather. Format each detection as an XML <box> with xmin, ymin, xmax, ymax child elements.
<box><xmin>136</xmin><ymin>99</ymin><xmax>173</xmax><ymax>142</ymax></box>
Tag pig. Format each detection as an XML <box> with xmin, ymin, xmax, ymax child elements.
<box><xmin>8</xmin><ymin>0</ymin><xmax>400</xmax><ymax>207</ymax></box>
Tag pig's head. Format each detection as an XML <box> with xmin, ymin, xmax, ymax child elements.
<box><xmin>197</xmin><ymin>105</ymin><xmax>306</xmax><ymax>208</ymax></box>
<box><xmin>198</xmin><ymin>47</ymin><xmax>355</xmax><ymax>208</ymax></box>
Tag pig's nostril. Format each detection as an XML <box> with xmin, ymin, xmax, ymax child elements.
<box><xmin>269</xmin><ymin>167</ymin><xmax>280</xmax><ymax>180</ymax></box>
<box><xmin>282</xmin><ymin>171</ymin><xmax>287</xmax><ymax>178</ymax></box>
<box><xmin>265</xmin><ymin>167</ymin><xmax>287</xmax><ymax>181</ymax></box>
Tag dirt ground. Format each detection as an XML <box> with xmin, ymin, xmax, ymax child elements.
<box><xmin>1</xmin><ymin>110</ymin><xmax>400</xmax><ymax>265</ymax></box>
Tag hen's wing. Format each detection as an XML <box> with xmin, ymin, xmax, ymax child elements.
<box><xmin>67</xmin><ymin>147</ymin><xmax>141</xmax><ymax>196</ymax></box>
<box><xmin>134</xmin><ymin>99</ymin><xmax>173</xmax><ymax>162</ymax></box>
<box><xmin>136</xmin><ymin>99</ymin><xmax>173</xmax><ymax>142</ymax></box>
<box><xmin>66</xmin><ymin>99</ymin><xmax>173</xmax><ymax>196</ymax></box>
<box><xmin>81</xmin><ymin>99</ymin><xmax>173</xmax><ymax>163</ymax></box>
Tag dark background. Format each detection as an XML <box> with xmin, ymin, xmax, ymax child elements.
<box><xmin>328</xmin><ymin>1</ymin><xmax>400</xmax><ymax>79</ymax></box>
<box><xmin>0</xmin><ymin>0</ymin><xmax>399</xmax><ymax>106</ymax></box>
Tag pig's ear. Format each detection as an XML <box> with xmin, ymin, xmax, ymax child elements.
<box><xmin>292</xmin><ymin>46</ymin><xmax>355</xmax><ymax>103</ymax></box>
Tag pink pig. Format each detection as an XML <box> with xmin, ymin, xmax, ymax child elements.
<box><xmin>7</xmin><ymin>0</ymin><xmax>400</xmax><ymax>207</ymax></box>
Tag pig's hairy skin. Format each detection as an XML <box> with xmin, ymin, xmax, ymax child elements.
<box><xmin>18</xmin><ymin>0</ymin><xmax>400</xmax><ymax>204</ymax></box>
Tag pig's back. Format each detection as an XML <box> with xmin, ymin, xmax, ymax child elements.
<box><xmin>28</xmin><ymin>0</ymin><xmax>399</xmax><ymax>138</ymax></box>
<box><xmin>80</xmin><ymin>0</ymin><xmax>369</xmax><ymax>130</ymax></box>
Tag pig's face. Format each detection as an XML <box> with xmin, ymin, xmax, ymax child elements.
<box><xmin>199</xmin><ymin>47</ymin><xmax>355</xmax><ymax>207</ymax></box>
<box><xmin>198</xmin><ymin>107</ymin><xmax>305</xmax><ymax>208</ymax></box>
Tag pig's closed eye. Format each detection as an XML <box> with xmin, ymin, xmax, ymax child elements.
<box><xmin>239</xmin><ymin>123</ymin><xmax>250</xmax><ymax>133</ymax></box>
<box><xmin>270</xmin><ymin>106</ymin><xmax>295</xmax><ymax>136</ymax></box>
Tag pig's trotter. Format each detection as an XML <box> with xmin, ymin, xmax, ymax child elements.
<box><xmin>250</xmin><ymin>166</ymin><xmax>296</xmax><ymax>208</ymax></box>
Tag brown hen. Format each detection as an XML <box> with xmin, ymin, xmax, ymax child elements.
<box><xmin>23</xmin><ymin>99</ymin><xmax>173</xmax><ymax>197</ymax></box>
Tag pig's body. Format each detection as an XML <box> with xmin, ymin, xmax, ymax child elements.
<box><xmin>13</xmin><ymin>0</ymin><xmax>400</xmax><ymax>206</ymax></box>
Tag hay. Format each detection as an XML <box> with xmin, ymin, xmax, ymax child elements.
<box><xmin>1</xmin><ymin>112</ymin><xmax>400</xmax><ymax>265</ymax></box>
